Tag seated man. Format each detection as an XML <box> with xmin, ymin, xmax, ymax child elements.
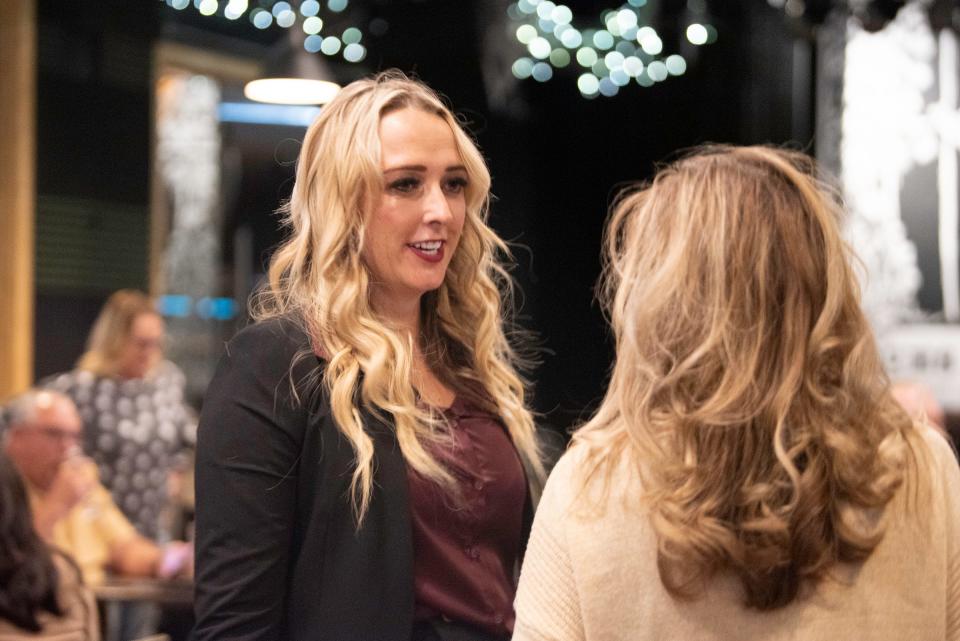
<box><xmin>2</xmin><ymin>389</ymin><xmax>190</xmax><ymax>586</ymax></box>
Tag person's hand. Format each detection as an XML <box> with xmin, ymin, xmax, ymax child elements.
<box><xmin>156</xmin><ymin>540</ymin><xmax>193</xmax><ymax>580</ymax></box>
<box><xmin>45</xmin><ymin>452</ymin><xmax>97</xmax><ymax>520</ymax></box>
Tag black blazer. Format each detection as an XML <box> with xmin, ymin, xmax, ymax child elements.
<box><xmin>193</xmin><ymin>317</ymin><xmax>533</xmax><ymax>641</ymax></box>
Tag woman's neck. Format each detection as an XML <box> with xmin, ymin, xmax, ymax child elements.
<box><xmin>372</xmin><ymin>291</ymin><xmax>422</xmax><ymax>338</ymax></box>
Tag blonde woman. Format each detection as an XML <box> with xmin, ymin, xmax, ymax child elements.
<box><xmin>43</xmin><ymin>289</ymin><xmax>195</xmax><ymax>540</ymax></box>
<box><xmin>514</xmin><ymin>146</ymin><xmax>960</xmax><ymax>640</ymax></box>
<box><xmin>193</xmin><ymin>71</ymin><xmax>545</xmax><ymax>641</ymax></box>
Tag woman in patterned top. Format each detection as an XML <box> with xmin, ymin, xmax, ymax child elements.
<box><xmin>44</xmin><ymin>289</ymin><xmax>195</xmax><ymax>540</ymax></box>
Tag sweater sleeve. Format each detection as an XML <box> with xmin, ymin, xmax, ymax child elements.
<box><xmin>929</xmin><ymin>431</ymin><xmax>960</xmax><ymax>641</ymax></box>
<box><xmin>192</xmin><ymin>319</ymin><xmax>319</xmax><ymax>641</ymax></box>
<box><xmin>513</xmin><ymin>452</ymin><xmax>585</xmax><ymax>641</ymax></box>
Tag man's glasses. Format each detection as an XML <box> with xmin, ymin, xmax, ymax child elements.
<box><xmin>31</xmin><ymin>426</ymin><xmax>83</xmax><ymax>444</ymax></box>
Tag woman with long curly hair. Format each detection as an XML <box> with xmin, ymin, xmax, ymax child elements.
<box><xmin>193</xmin><ymin>71</ymin><xmax>545</xmax><ymax>641</ymax></box>
<box><xmin>514</xmin><ymin>146</ymin><xmax>960</xmax><ymax>640</ymax></box>
<box><xmin>0</xmin><ymin>451</ymin><xmax>98</xmax><ymax>640</ymax></box>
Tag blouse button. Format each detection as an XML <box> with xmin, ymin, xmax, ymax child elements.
<box><xmin>494</xmin><ymin>614</ymin><xmax>504</xmax><ymax>624</ymax></box>
<box><xmin>469</xmin><ymin>546</ymin><xmax>480</xmax><ymax>559</ymax></box>
<box><xmin>473</xmin><ymin>479</ymin><xmax>484</xmax><ymax>491</ymax></box>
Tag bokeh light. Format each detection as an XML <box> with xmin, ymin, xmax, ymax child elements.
<box><xmin>529</xmin><ymin>36</ymin><xmax>552</xmax><ymax>59</ymax></box>
<box><xmin>516</xmin><ymin>24</ymin><xmax>538</xmax><ymax>44</ymax></box>
<box><xmin>320</xmin><ymin>36</ymin><xmax>341</xmax><ymax>55</ymax></box>
<box><xmin>665</xmin><ymin>54</ymin><xmax>687</xmax><ymax>75</ymax></box>
<box><xmin>598</xmin><ymin>77</ymin><xmax>619</xmax><ymax>97</ymax></box>
<box><xmin>532</xmin><ymin>62</ymin><xmax>554</xmax><ymax>81</ymax></box>
<box><xmin>647</xmin><ymin>60</ymin><xmax>668</xmax><ymax>81</ymax></box>
<box><xmin>303</xmin><ymin>16</ymin><xmax>323</xmax><ymax>34</ymax></box>
<box><xmin>343</xmin><ymin>42</ymin><xmax>365</xmax><ymax>62</ymax></box>
<box><xmin>560</xmin><ymin>29</ymin><xmax>583</xmax><ymax>49</ymax></box>
<box><xmin>549</xmin><ymin>48</ymin><xmax>571</xmax><ymax>67</ymax></box>
<box><xmin>593</xmin><ymin>30</ymin><xmax>614</xmax><ymax>50</ymax></box>
<box><xmin>512</xmin><ymin>57</ymin><xmax>535</xmax><ymax>79</ymax></box>
<box><xmin>577</xmin><ymin>73</ymin><xmax>600</xmax><ymax>96</ymax></box>
<box><xmin>687</xmin><ymin>23</ymin><xmax>708</xmax><ymax>45</ymax></box>
<box><xmin>304</xmin><ymin>34</ymin><xmax>323</xmax><ymax>52</ymax></box>
<box><xmin>576</xmin><ymin>46</ymin><xmax>598</xmax><ymax>67</ymax></box>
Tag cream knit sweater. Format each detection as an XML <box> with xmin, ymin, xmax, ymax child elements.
<box><xmin>514</xmin><ymin>428</ymin><xmax>960</xmax><ymax>641</ymax></box>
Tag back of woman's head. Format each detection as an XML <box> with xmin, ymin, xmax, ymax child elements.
<box><xmin>576</xmin><ymin>145</ymin><xmax>916</xmax><ymax>609</ymax></box>
<box><xmin>0</xmin><ymin>452</ymin><xmax>64</xmax><ymax>631</ymax></box>
<box><xmin>77</xmin><ymin>289</ymin><xmax>156</xmax><ymax>376</ymax></box>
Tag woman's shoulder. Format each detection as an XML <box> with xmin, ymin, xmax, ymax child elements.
<box><xmin>219</xmin><ymin>316</ymin><xmax>321</xmax><ymax>376</ymax></box>
<box><xmin>0</xmin><ymin>551</ymin><xmax>99</xmax><ymax>641</ymax></box>
<box><xmin>207</xmin><ymin>316</ymin><xmax>326</xmax><ymax>419</ymax></box>
<box><xmin>227</xmin><ymin>315</ymin><xmax>313</xmax><ymax>355</ymax></box>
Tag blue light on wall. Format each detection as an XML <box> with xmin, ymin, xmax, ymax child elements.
<box><xmin>158</xmin><ymin>295</ymin><xmax>238</xmax><ymax>320</ymax></box>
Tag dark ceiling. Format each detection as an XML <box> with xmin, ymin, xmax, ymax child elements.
<box><xmin>36</xmin><ymin>0</ymin><xmax>808</xmax><ymax>429</ymax></box>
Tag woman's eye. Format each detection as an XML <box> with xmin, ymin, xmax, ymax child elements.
<box><xmin>389</xmin><ymin>178</ymin><xmax>420</xmax><ymax>193</ymax></box>
<box><xmin>444</xmin><ymin>177</ymin><xmax>468</xmax><ymax>194</ymax></box>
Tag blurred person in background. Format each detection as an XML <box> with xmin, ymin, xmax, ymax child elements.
<box><xmin>2</xmin><ymin>390</ymin><xmax>191</xmax><ymax>640</ymax></box>
<box><xmin>43</xmin><ymin>289</ymin><xmax>196</xmax><ymax>542</ymax></box>
<box><xmin>1</xmin><ymin>390</ymin><xmax>192</xmax><ymax>586</ymax></box>
<box><xmin>0</xmin><ymin>450</ymin><xmax>98</xmax><ymax>641</ymax></box>
<box><xmin>194</xmin><ymin>71</ymin><xmax>546</xmax><ymax>641</ymax></box>
<box><xmin>513</xmin><ymin>146</ymin><xmax>960</xmax><ymax>641</ymax></box>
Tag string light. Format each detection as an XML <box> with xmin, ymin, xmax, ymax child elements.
<box><xmin>508</xmin><ymin>1</ymin><xmax>716</xmax><ymax>98</ymax></box>
<box><xmin>162</xmin><ymin>0</ymin><xmax>367</xmax><ymax>64</ymax></box>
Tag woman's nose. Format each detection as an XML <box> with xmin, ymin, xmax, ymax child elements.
<box><xmin>422</xmin><ymin>183</ymin><xmax>453</xmax><ymax>224</ymax></box>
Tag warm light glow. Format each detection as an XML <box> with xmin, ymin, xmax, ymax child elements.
<box><xmin>244</xmin><ymin>78</ymin><xmax>341</xmax><ymax>105</ymax></box>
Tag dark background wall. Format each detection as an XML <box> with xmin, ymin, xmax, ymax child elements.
<box><xmin>34</xmin><ymin>0</ymin><xmax>809</xmax><ymax>433</ymax></box>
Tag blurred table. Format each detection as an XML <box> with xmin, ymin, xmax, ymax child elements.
<box><xmin>94</xmin><ymin>576</ymin><xmax>193</xmax><ymax>605</ymax></box>
<box><xmin>94</xmin><ymin>577</ymin><xmax>192</xmax><ymax>641</ymax></box>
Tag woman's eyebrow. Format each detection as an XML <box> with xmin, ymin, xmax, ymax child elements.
<box><xmin>383</xmin><ymin>164</ymin><xmax>468</xmax><ymax>173</ymax></box>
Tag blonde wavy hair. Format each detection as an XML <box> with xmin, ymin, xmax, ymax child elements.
<box><xmin>254</xmin><ymin>71</ymin><xmax>544</xmax><ymax>521</ymax></box>
<box><xmin>77</xmin><ymin>289</ymin><xmax>159</xmax><ymax>376</ymax></box>
<box><xmin>575</xmin><ymin>145</ymin><xmax>923</xmax><ymax>609</ymax></box>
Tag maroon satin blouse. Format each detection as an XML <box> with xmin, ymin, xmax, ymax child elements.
<box><xmin>407</xmin><ymin>395</ymin><xmax>527</xmax><ymax>638</ymax></box>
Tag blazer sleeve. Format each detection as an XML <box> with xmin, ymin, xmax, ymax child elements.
<box><xmin>192</xmin><ymin>320</ymin><xmax>319</xmax><ymax>641</ymax></box>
